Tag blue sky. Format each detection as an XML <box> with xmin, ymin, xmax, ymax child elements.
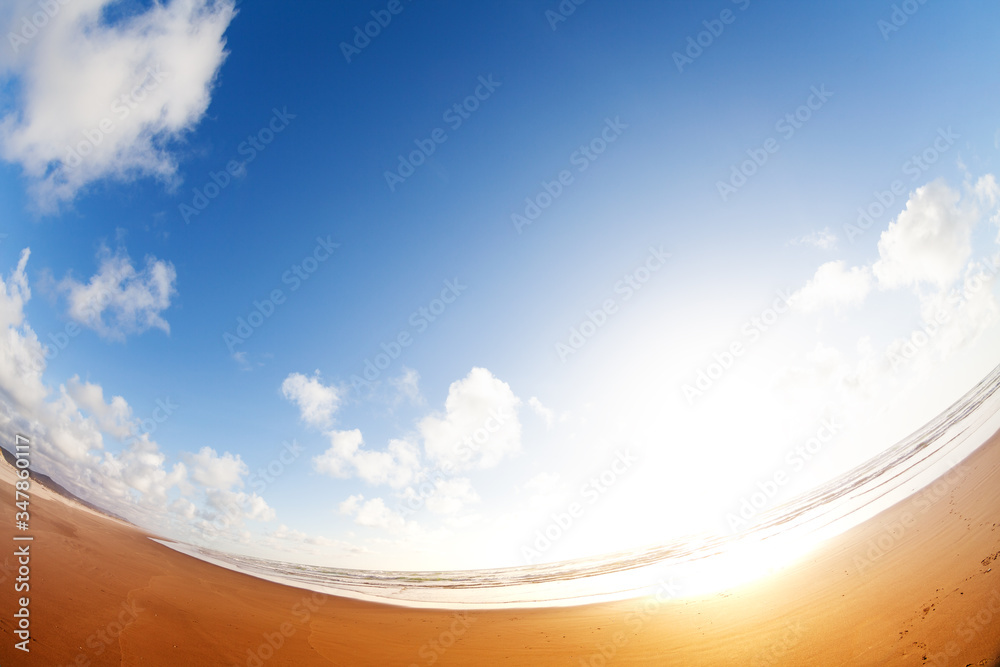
<box><xmin>0</xmin><ymin>0</ymin><xmax>999</xmax><ymax>571</ymax></box>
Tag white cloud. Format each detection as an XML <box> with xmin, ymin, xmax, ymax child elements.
<box><xmin>257</xmin><ymin>525</ymin><xmax>368</xmax><ymax>560</ymax></box>
<box><xmin>789</xmin><ymin>261</ymin><xmax>872</xmax><ymax>314</ymax></box>
<box><xmin>267</xmin><ymin>524</ymin><xmax>336</xmax><ymax>547</ymax></box>
<box><xmin>99</xmin><ymin>437</ymin><xmax>188</xmax><ymax>505</ymax></box>
<box><xmin>232</xmin><ymin>351</ymin><xmax>252</xmax><ymax>371</ymax></box>
<box><xmin>872</xmin><ymin>180</ymin><xmax>977</xmax><ymax>290</ymax></box>
<box><xmin>204</xmin><ymin>488</ymin><xmax>275</xmax><ymax>524</ymax></box>
<box><xmin>973</xmin><ymin>173</ymin><xmax>1000</xmax><ymax>210</ymax></box>
<box><xmin>241</xmin><ymin>493</ymin><xmax>275</xmax><ymax>522</ymax></box>
<box><xmin>59</xmin><ymin>246</ymin><xmax>177</xmax><ymax>340</ymax></box>
<box><xmin>788</xmin><ymin>227</ymin><xmax>837</xmax><ymax>250</ymax></box>
<box><xmin>528</xmin><ymin>396</ymin><xmax>554</xmax><ymax>429</ymax></box>
<box><xmin>425</xmin><ymin>477</ymin><xmax>480</xmax><ymax>516</ymax></box>
<box><xmin>170</xmin><ymin>497</ymin><xmax>198</xmax><ymax>520</ymax></box>
<box><xmin>0</xmin><ymin>0</ymin><xmax>236</xmax><ymax>211</ymax></box>
<box><xmin>281</xmin><ymin>371</ymin><xmax>339</xmax><ymax>428</ymax></box>
<box><xmin>791</xmin><ymin>176</ymin><xmax>1000</xmax><ymax>320</ymax></box>
<box><xmin>0</xmin><ymin>247</ymin><xmax>30</xmax><ymax>330</ymax></box>
<box><xmin>268</xmin><ymin>524</ymin><xmax>334</xmax><ymax>547</ymax></box>
<box><xmin>313</xmin><ymin>429</ymin><xmax>360</xmax><ymax>478</ymax></box>
<box><xmin>313</xmin><ymin>429</ymin><xmax>421</xmax><ymax>489</ymax></box>
<box><xmin>314</xmin><ymin>367</ymin><xmax>523</xmax><ymax>494</ymax></box>
<box><xmin>389</xmin><ymin>367</ymin><xmax>422</xmax><ymax>404</ymax></box>
<box><xmin>65</xmin><ymin>376</ymin><xmax>132</xmax><ymax>440</ymax></box>
<box><xmin>339</xmin><ymin>494</ymin><xmax>407</xmax><ymax>530</ymax></box>
<box><xmin>978</xmin><ymin>175</ymin><xmax>1000</xmax><ymax>242</ymax></box>
<box><xmin>419</xmin><ymin>367</ymin><xmax>522</xmax><ymax>471</ymax></box>
<box><xmin>185</xmin><ymin>446</ymin><xmax>246</xmax><ymax>490</ymax></box>
<box><xmin>904</xmin><ymin>260</ymin><xmax>1000</xmax><ymax>362</ymax></box>
<box><xmin>338</xmin><ymin>493</ymin><xmax>362</xmax><ymax>515</ymax></box>
<box><xmin>0</xmin><ymin>248</ymin><xmax>300</xmax><ymax>549</ymax></box>
<box><xmin>352</xmin><ymin>439</ymin><xmax>421</xmax><ymax>488</ymax></box>
<box><xmin>522</xmin><ymin>472</ymin><xmax>564</xmax><ymax>496</ymax></box>
<box><xmin>0</xmin><ymin>248</ymin><xmax>192</xmax><ymax>520</ymax></box>
<box><xmin>516</xmin><ymin>472</ymin><xmax>569</xmax><ymax>513</ymax></box>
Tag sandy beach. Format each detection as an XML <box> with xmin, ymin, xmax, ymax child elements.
<box><xmin>1</xmin><ymin>429</ymin><xmax>999</xmax><ymax>666</ymax></box>
<box><xmin>3</xmin><ymin>1</ymin><xmax>1000</xmax><ymax>664</ymax></box>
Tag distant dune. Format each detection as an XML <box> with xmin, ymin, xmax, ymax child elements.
<box><xmin>1</xmin><ymin>426</ymin><xmax>1000</xmax><ymax>664</ymax></box>
<box><xmin>0</xmin><ymin>446</ymin><xmax>130</xmax><ymax>525</ymax></box>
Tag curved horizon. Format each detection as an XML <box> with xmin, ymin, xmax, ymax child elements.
<box><xmin>2</xmin><ymin>2</ymin><xmax>1000</xmax><ymax>664</ymax></box>
<box><xmin>103</xmin><ymin>359</ymin><xmax>1000</xmax><ymax>609</ymax></box>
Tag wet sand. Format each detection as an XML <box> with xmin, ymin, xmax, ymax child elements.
<box><xmin>1</xmin><ymin>430</ymin><xmax>1000</xmax><ymax>666</ymax></box>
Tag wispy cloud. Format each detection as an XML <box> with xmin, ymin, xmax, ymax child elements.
<box><xmin>788</xmin><ymin>227</ymin><xmax>838</xmax><ymax>250</ymax></box>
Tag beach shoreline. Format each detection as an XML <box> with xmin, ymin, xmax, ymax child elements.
<box><xmin>1</xmin><ymin>426</ymin><xmax>999</xmax><ymax>664</ymax></box>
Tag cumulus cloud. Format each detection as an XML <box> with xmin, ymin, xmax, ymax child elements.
<box><xmin>339</xmin><ymin>494</ymin><xmax>407</xmax><ymax>530</ymax></box>
<box><xmin>313</xmin><ymin>429</ymin><xmax>421</xmax><ymax>489</ymax></box>
<box><xmin>0</xmin><ymin>247</ymin><xmax>30</xmax><ymax>329</ymax></box>
<box><xmin>776</xmin><ymin>177</ymin><xmax>1000</xmax><ymax>421</ymax></box>
<box><xmin>528</xmin><ymin>396</ymin><xmax>554</xmax><ymax>429</ymax></box>
<box><xmin>312</xmin><ymin>429</ymin><xmax>359</xmax><ymax>478</ymax></box>
<box><xmin>792</xmin><ymin>176</ymin><xmax>1000</xmax><ymax>319</ymax></box>
<box><xmin>896</xmin><ymin>259</ymin><xmax>1000</xmax><ymax>366</ymax></box>
<box><xmin>872</xmin><ymin>180</ymin><xmax>978</xmax><ymax>290</ymax></box>
<box><xmin>0</xmin><ymin>250</ymin><xmax>50</xmax><ymax>414</ymax></box>
<box><xmin>59</xmin><ymin>246</ymin><xmax>177</xmax><ymax>340</ymax></box>
<box><xmin>424</xmin><ymin>477</ymin><xmax>480</xmax><ymax>516</ymax></box>
<box><xmin>202</xmin><ymin>488</ymin><xmax>276</xmax><ymax>531</ymax></box>
<box><xmin>170</xmin><ymin>497</ymin><xmax>198</xmax><ymax>520</ymax></box>
<box><xmin>0</xmin><ymin>0</ymin><xmax>236</xmax><ymax>211</ymax></box>
<box><xmin>65</xmin><ymin>376</ymin><xmax>132</xmax><ymax>440</ymax></box>
<box><xmin>281</xmin><ymin>371</ymin><xmax>340</xmax><ymax>428</ymax></box>
<box><xmin>185</xmin><ymin>446</ymin><xmax>246</xmax><ymax>490</ymax></box>
<box><xmin>789</xmin><ymin>261</ymin><xmax>873</xmax><ymax>314</ymax></box>
<box><xmin>0</xmin><ymin>248</ymin><xmax>295</xmax><ymax>549</ymax></box>
<box><xmin>973</xmin><ymin>174</ymin><xmax>1000</xmax><ymax>208</ymax></box>
<box><xmin>309</xmin><ymin>367</ymin><xmax>523</xmax><ymax>534</ymax></box>
<box><xmin>313</xmin><ymin>367</ymin><xmax>522</xmax><ymax>499</ymax></box>
<box><xmin>419</xmin><ymin>367</ymin><xmax>522</xmax><ymax>471</ymax></box>
<box><xmin>352</xmin><ymin>439</ymin><xmax>421</xmax><ymax>488</ymax></box>
<box><xmin>0</xmin><ymin>248</ymin><xmax>189</xmax><ymax>520</ymax></box>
